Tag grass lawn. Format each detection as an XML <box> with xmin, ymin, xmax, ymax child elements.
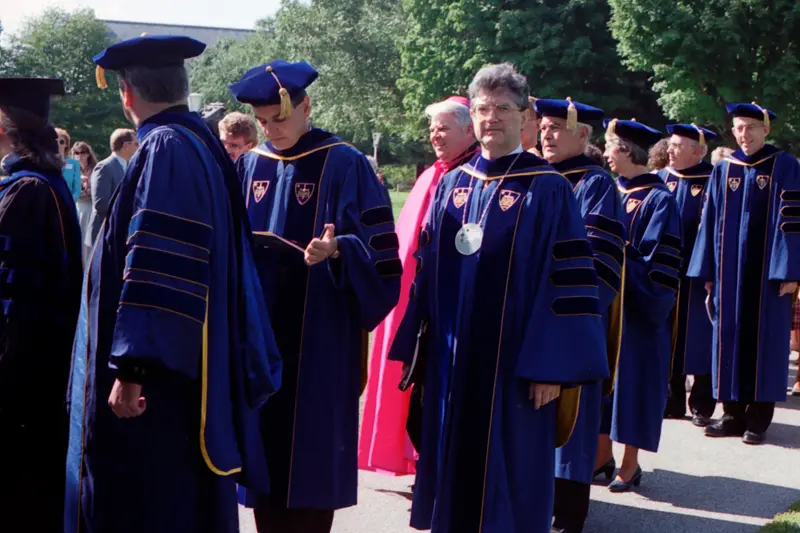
<box><xmin>759</xmin><ymin>501</ymin><xmax>800</xmax><ymax>532</ymax></box>
<box><xmin>389</xmin><ymin>190</ymin><xmax>409</xmax><ymax>218</ymax></box>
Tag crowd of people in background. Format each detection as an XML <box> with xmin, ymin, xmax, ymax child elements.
<box><xmin>2</xmin><ymin>31</ymin><xmax>800</xmax><ymax>533</ymax></box>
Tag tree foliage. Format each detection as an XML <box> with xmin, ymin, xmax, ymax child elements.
<box><xmin>189</xmin><ymin>0</ymin><xmax>419</xmax><ymax>162</ymax></box>
<box><xmin>609</xmin><ymin>0</ymin><xmax>800</xmax><ymax>147</ymax></box>
<box><xmin>398</xmin><ymin>0</ymin><xmax>663</xmax><ymax>144</ymax></box>
<box><xmin>3</xmin><ymin>8</ymin><xmax>129</xmax><ymax>157</ymax></box>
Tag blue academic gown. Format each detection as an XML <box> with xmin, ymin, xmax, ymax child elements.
<box><xmin>389</xmin><ymin>151</ymin><xmax>609</xmax><ymax>533</ymax></box>
<box><xmin>553</xmin><ymin>155</ymin><xmax>624</xmax><ymax>485</ymax></box>
<box><xmin>64</xmin><ymin>108</ymin><xmax>281</xmax><ymax>533</ymax></box>
<box><xmin>236</xmin><ymin>128</ymin><xmax>401</xmax><ymax>510</ymax></box>
<box><xmin>608</xmin><ymin>173</ymin><xmax>681</xmax><ymax>452</ymax></box>
<box><xmin>660</xmin><ymin>163</ymin><xmax>714</xmax><ymax>377</ymax></box>
<box><xmin>687</xmin><ymin>145</ymin><xmax>800</xmax><ymax>403</ymax></box>
<box><xmin>0</xmin><ymin>154</ymin><xmax>83</xmax><ymax>532</ymax></box>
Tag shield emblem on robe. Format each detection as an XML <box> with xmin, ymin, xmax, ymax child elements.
<box><xmin>757</xmin><ymin>175</ymin><xmax>769</xmax><ymax>190</ymax></box>
<box><xmin>691</xmin><ymin>184</ymin><xmax>703</xmax><ymax>197</ymax></box>
<box><xmin>252</xmin><ymin>180</ymin><xmax>269</xmax><ymax>203</ymax></box>
<box><xmin>295</xmin><ymin>183</ymin><xmax>315</xmax><ymax>205</ymax></box>
<box><xmin>626</xmin><ymin>198</ymin><xmax>641</xmax><ymax>214</ymax></box>
<box><xmin>498</xmin><ymin>189</ymin><xmax>521</xmax><ymax>211</ymax></box>
<box><xmin>452</xmin><ymin>187</ymin><xmax>471</xmax><ymax>209</ymax></box>
<box><xmin>667</xmin><ymin>181</ymin><xmax>677</xmax><ymax>193</ymax></box>
<box><xmin>729</xmin><ymin>178</ymin><xmax>741</xmax><ymax>192</ymax></box>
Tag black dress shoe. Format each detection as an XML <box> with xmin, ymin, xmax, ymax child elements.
<box><xmin>692</xmin><ymin>414</ymin><xmax>712</xmax><ymax>427</ymax></box>
<box><xmin>608</xmin><ymin>466</ymin><xmax>642</xmax><ymax>493</ymax></box>
<box><xmin>663</xmin><ymin>409</ymin><xmax>687</xmax><ymax>420</ymax></box>
<box><xmin>743</xmin><ymin>431</ymin><xmax>765</xmax><ymax>445</ymax></box>
<box><xmin>593</xmin><ymin>458</ymin><xmax>616</xmax><ymax>481</ymax></box>
<box><xmin>704</xmin><ymin>418</ymin><xmax>745</xmax><ymax>438</ymax></box>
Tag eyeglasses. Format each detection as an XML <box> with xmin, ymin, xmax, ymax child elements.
<box><xmin>472</xmin><ymin>103</ymin><xmax>524</xmax><ymax>119</ymax></box>
<box><xmin>73</xmin><ymin>150</ymin><xmax>88</xmax><ymax>156</ymax></box>
<box><xmin>58</xmin><ymin>138</ymin><xmax>67</xmax><ymax>145</ymax></box>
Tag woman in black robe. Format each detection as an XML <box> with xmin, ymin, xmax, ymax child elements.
<box><xmin>0</xmin><ymin>77</ymin><xmax>84</xmax><ymax>532</ymax></box>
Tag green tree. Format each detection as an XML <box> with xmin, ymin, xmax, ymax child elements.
<box><xmin>398</xmin><ymin>0</ymin><xmax>662</xmax><ymax>148</ymax></box>
<box><xmin>189</xmin><ymin>0</ymin><xmax>421</xmax><ymax>163</ymax></box>
<box><xmin>5</xmin><ymin>8</ymin><xmax>128</xmax><ymax>157</ymax></box>
<box><xmin>609</xmin><ymin>0</ymin><xmax>800</xmax><ymax>147</ymax></box>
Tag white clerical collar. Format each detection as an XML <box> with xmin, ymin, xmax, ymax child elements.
<box><xmin>481</xmin><ymin>144</ymin><xmax>523</xmax><ymax>161</ymax></box>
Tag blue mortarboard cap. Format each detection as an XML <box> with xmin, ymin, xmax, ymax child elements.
<box><xmin>229</xmin><ymin>60</ymin><xmax>319</xmax><ymax>119</ymax></box>
<box><xmin>603</xmin><ymin>118</ymin><xmax>663</xmax><ymax>150</ymax></box>
<box><xmin>725</xmin><ymin>102</ymin><xmax>776</xmax><ymax>126</ymax></box>
<box><xmin>93</xmin><ymin>35</ymin><xmax>206</xmax><ymax>89</ymax></box>
<box><xmin>534</xmin><ymin>98</ymin><xmax>604</xmax><ymax>125</ymax></box>
<box><xmin>0</xmin><ymin>77</ymin><xmax>65</xmax><ymax>120</ymax></box>
<box><xmin>666</xmin><ymin>123</ymin><xmax>718</xmax><ymax>145</ymax></box>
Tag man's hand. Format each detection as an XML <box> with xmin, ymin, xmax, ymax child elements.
<box><xmin>305</xmin><ymin>223</ymin><xmax>338</xmax><ymax>266</ymax></box>
<box><xmin>780</xmin><ymin>281</ymin><xmax>798</xmax><ymax>297</ymax></box>
<box><xmin>529</xmin><ymin>383</ymin><xmax>561</xmax><ymax>410</ymax></box>
<box><xmin>705</xmin><ymin>281</ymin><xmax>713</xmax><ymax>294</ymax></box>
<box><xmin>108</xmin><ymin>379</ymin><xmax>146</xmax><ymax>419</ymax></box>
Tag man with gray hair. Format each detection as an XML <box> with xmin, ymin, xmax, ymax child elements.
<box><xmin>659</xmin><ymin>124</ymin><xmax>718</xmax><ymax>427</ymax></box>
<box><xmin>388</xmin><ymin>63</ymin><xmax>608</xmax><ymax>533</ymax></box>
<box><xmin>535</xmin><ymin>98</ymin><xmax>624</xmax><ymax>533</ymax></box>
<box><xmin>86</xmin><ymin>128</ymin><xmax>136</xmax><ymax>250</ymax></box>
<box><xmin>64</xmin><ymin>35</ymin><xmax>281</xmax><ymax>533</ymax></box>
<box><xmin>359</xmin><ymin>95</ymin><xmax>477</xmax><ymax>477</ymax></box>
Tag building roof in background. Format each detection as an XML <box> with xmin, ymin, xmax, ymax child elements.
<box><xmin>101</xmin><ymin>19</ymin><xmax>255</xmax><ymax>45</ymax></box>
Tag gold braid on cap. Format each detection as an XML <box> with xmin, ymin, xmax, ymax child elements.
<box><xmin>691</xmin><ymin>123</ymin><xmax>706</xmax><ymax>146</ymax></box>
<box><xmin>95</xmin><ymin>66</ymin><xmax>108</xmax><ymax>90</ymax></box>
<box><xmin>266</xmin><ymin>65</ymin><xmax>293</xmax><ymax>120</ymax></box>
<box><xmin>752</xmin><ymin>101</ymin><xmax>770</xmax><ymax>129</ymax></box>
<box><xmin>566</xmin><ymin>96</ymin><xmax>578</xmax><ymax>132</ymax></box>
<box><xmin>606</xmin><ymin>118</ymin><xmax>618</xmax><ymax>136</ymax></box>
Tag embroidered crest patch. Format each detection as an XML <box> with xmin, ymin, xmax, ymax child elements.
<box><xmin>452</xmin><ymin>187</ymin><xmax>471</xmax><ymax>209</ymax></box>
<box><xmin>729</xmin><ymin>177</ymin><xmax>741</xmax><ymax>192</ymax></box>
<box><xmin>757</xmin><ymin>175</ymin><xmax>769</xmax><ymax>190</ymax></box>
<box><xmin>252</xmin><ymin>181</ymin><xmax>269</xmax><ymax>203</ymax></box>
<box><xmin>626</xmin><ymin>198</ymin><xmax>641</xmax><ymax>214</ymax></box>
<box><xmin>498</xmin><ymin>189</ymin><xmax>521</xmax><ymax>211</ymax></box>
<box><xmin>691</xmin><ymin>184</ymin><xmax>703</xmax><ymax>197</ymax></box>
<box><xmin>295</xmin><ymin>183</ymin><xmax>315</xmax><ymax>205</ymax></box>
<box><xmin>667</xmin><ymin>181</ymin><xmax>677</xmax><ymax>193</ymax></box>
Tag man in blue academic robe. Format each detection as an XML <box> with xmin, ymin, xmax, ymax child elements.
<box><xmin>688</xmin><ymin>102</ymin><xmax>800</xmax><ymax>445</ymax></box>
<box><xmin>598</xmin><ymin>119</ymin><xmax>681</xmax><ymax>492</ymax></box>
<box><xmin>230</xmin><ymin>60</ymin><xmax>401</xmax><ymax>532</ymax></box>
<box><xmin>389</xmin><ymin>63</ymin><xmax>609</xmax><ymax>533</ymax></box>
<box><xmin>659</xmin><ymin>124</ymin><xmax>718</xmax><ymax>427</ymax></box>
<box><xmin>64</xmin><ymin>36</ymin><xmax>282</xmax><ymax>533</ymax></box>
<box><xmin>535</xmin><ymin>98</ymin><xmax>624</xmax><ymax>533</ymax></box>
<box><xmin>0</xmin><ymin>77</ymin><xmax>84</xmax><ymax>532</ymax></box>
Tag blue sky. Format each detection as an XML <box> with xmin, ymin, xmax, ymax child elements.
<box><xmin>1</xmin><ymin>0</ymin><xmax>282</xmax><ymax>34</ymax></box>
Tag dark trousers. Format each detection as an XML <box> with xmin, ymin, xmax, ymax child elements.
<box><xmin>722</xmin><ymin>401</ymin><xmax>775</xmax><ymax>434</ymax></box>
<box><xmin>552</xmin><ymin>478</ymin><xmax>591</xmax><ymax>533</ymax></box>
<box><xmin>254</xmin><ymin>501</ymin><xmax>335</xmax><ymax>533</ymax></box>
<box><xmin>666</xmin><ymin>374</ymin><xmax>716</xmax><ymax>417</ymax></box>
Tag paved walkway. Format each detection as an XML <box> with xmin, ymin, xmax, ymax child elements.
<box><xmin>240</xmin><ymin>355</ymin><xmax>800</xmax><ymax>532</ymax></box>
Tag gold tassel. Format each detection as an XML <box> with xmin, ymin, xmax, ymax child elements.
<box><xmin>566</xmin><ymin>96</ymin><xmax>578</xmax><ymax>132</ymax></box>
<box><xmin>278</xmin><ymin>87</ymin><xmax>292</xmax><ymax>119</ymax></box>
<box><xmin>95</xmin><ymin>65</ymin><xmax>108</xmax><ymax>90</ymax></box>
<box><xmin>266</xmin><ymin>65</ymin><xmax>294</xmax><ymax>119</ymax></box>
<box><xmin>606</xmin><ymin>118</ymin><xmax>618</xmax><ymax>136</ymax></box>
<box><xmin>691</xmin><ymin>122</ymin><xmax>706</xmax><ymax>146</ymax></box>
<box><xmin>752</xmin><ymin>101</ymin><xmax>770</xmax><ymax>129</ymax></box>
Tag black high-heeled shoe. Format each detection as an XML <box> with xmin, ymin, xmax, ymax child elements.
<box><xmin>608</xmin><ymin>466</ymin><xmax>643</xmax><ymax>493</ymax></box>
<box><xmin>593</xmin><ymin>458</ymin><xmax>616</xmax><ymax>481</ymax></box>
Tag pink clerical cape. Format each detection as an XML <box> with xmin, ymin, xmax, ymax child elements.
<box><xmin>359</xmin><ymin>146</ymin><xmax>477</xmax><ymax>475</ymax></box>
